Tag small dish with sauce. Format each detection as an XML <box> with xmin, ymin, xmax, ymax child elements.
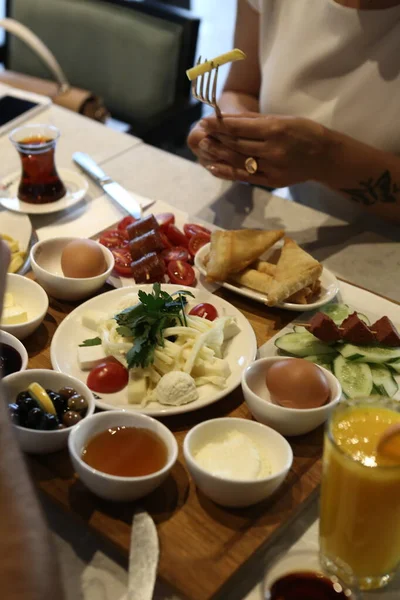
<box><xmin>0</xmin><ymin>330</ymin><xmax>28</xmax><ymax>376</ymax></box>
<box><xmin>184</xmin><ymin>417</ymin><xmax>293</xmax><ymax>508</ymax></box>
<box><xmin>68</xmin><ymin>410</ymin><xmax>178</xmax><ymax>501</ymax></box>
<box><xmin>30</xmin><ymin>237</ymin><xmax>114</xmax><ymax>301</ymax></box>
<box><xmin>242</xmin><ymin>357</ymin><xmax>342</xmax><ymax>437</ymax></box>
<box><xmin>1</xmin><ymin>273</ymin><xmax>48</xmax><ymax>340</ymax></box>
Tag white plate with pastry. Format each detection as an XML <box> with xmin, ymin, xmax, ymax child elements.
<box><xmin>50</xmin><ymin>284</ymin><xmax>257</xmax><ymax>416</ymax></box>
<box><xmin>195</xmin><ymin>229</ymin><xmax>339</xmax><ymax>312</ymax></box>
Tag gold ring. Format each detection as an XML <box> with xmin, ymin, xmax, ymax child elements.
<box><xmin>245</xmin><ymin>157</ymin><xmax>258</xmax><ymax>175</ymax></box>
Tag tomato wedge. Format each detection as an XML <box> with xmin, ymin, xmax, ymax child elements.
<box><xmin>167</xmin><ymin>260</ymin><xmax>195</xmax><ymax>286</ymax></box>
<box><xmin>166</xmin><ymin>224</ymin><xmax>189</xmax><ymax>248</ymax></box>
<box><xmin>156</xmin><ymin>212</ymin><xmax>175</xmax><ymax>232</ymax></box>
<box><xmin>188</xmin><ymin>233</ymin><xmax>211</xmax><ymax>257</ymax></box>
<box><xmin>117</xmin><ymin>216</ymin><xmax>137</xmax><ymax>232</ymax></box>
<box><xmin>159</xmin><ymin>231</ymin><xmax>173</xmax><ymax>249</ymax></box>
<box><xmin>184</xmin><ymin>223</ymin><xmax>212</xmax><ymax>239</ymax></box>
<box><xmin>161</xmin><ymin>246</ymin><xmax>190</xmax><ymax>263</ymax></box>
<box><xmin>87</xmin><ymin>357</ymin><xmax>129</xmax><ymax>393</ymax></box>
<box><xmin>189</xmin><ymin>303</ymin><xmax>218</xmax><ymax>321</ymax></box>
<box><xmin>111</xmin><ymin>247</ymin><xmax>134</xmax><ymax>277</ymax></box>
<box><xmin>99</xmin><ymin>229</ymin><xmax>127</xmax><ymax>248</ymax></box>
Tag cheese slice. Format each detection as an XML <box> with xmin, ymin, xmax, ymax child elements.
<box><xmin>4</xmin><ymin>292</ymin><xmax>13</xmax><ymax>308</ymax></box>
<box><xmin>2</xmin><ymin>304</ymin><xmax>28</xmax><ymax>325</ymax></box>
<box><xmin>186</xmin><ymin>48</ymin><xmax>246</xmax><ymax>81</ymax></box>
<box><xmin>77</xmin><ymin>345</ymin><xmax>107</xmax><ymax>370</ymax></box>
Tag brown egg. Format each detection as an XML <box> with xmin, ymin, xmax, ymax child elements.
<box><xmin>266</xmin><ymin>358</ymin><xmax>330</xmax><ymax>409</ymax></box>
<box><xmin>61</xmin><ymin>239</ymin><xmax>106</xmax><ymax>278</ymax></box>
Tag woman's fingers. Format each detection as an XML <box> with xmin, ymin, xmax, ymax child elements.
<box><xmin>199</xmin><ymin>138</ymin><xmax>248</xmax><ymax>169</ymax></box>
<box><xmin>201</xmin><ymin>116</ymin><xmax>268</xmax><ymax>140</ymax></box>
<box><xmin>205</xmin><ymin>162</ymin><xmax>277</xmax><ymax>187</ymax></box>
<box><xmin>211</xmin><ymin>133</ymin><xmax>268</xmax><ymax>157</ymax></box>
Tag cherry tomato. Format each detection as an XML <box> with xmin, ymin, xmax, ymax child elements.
<box><xmin>166</xmin><ymin>224</ymin><xmax>189</xmax><ymax>248</ymax></box>
<box><xmin>188</xmin><ymin>233</ymin><xmax>211</xmax><ymax>257</ymax></box>
<box><xmin>156</xmin><ymin>212</ymin><xmax>175</xmax><ymax>232</ymax></box>
<box><xmin>118</xmin><ymin>216</ymin><xmax>137</xmax><ymax>232</ymax></box>
<box><xmin>111</xmin><ymin>247</ymin><xmax>134</xmax><ymax>277</ymax></box>
<box><xmin>160</xmin><ymin>231</ymin><xmax>173</xmax><ymax>249</ymax></box>
<box><xmin>189</xmin><ymin>303</ymin><xmax>218</xmax><ymax>321</ymax></box>
<box><xmin>161</xmin><ymin>246</ymin><xmax>190</xmax><ymax>263</ymax></box>
<box><xmin>99</xmin><ymin>229</ymin><xmax>127</xmax><ymax>248</ymax></box>
<box><xmin>184</xmin><ymin>223</ymin><xmax>211</xmax><ymax>239</ymax></box>
<box><xmin>167</xmin><ymin>260</ymin><xmax>195</xmax><ymax>286</ymax></box>
<box><xmin>87</xmin><ymin>357</ymin><xmax>128</xmax><ymax>393</ymax></box>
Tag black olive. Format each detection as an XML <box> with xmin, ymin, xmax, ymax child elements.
<box><xmin>62</xmin><ymin>411</ymin><xmax>82</xmax><ymax>428</ymax></box>
<box><xmin>27</xmin><ymin>407</ymin><xmax>45</xmax><ymax>429</ymax></box>
<box><xmin>40</xmin><ymin>413</ymin><xmax>59</xmax><ymax>431</ymax></box>
<box><xmin>17</xmin><ymin>396</ymin><xmax>39</xmax><ymax>416</ymax></box>
<box><xmin>58</xmin><ymin>386</ymin><xmax>77</xmax><ymax>400</ymax></box>
<box><xmin>16</xmin><ymin>391</ymin><xmax>32</xmax><ymax>406</ymax></box>
<box><xmin>67</xmin><ymin>394</ymin><xmax>88</xmax><ymax>413</ymax></box>
<box><xmin>8</xmin><ymin>403</ymin><xmax>20</xmax><ymax>425</ymax></box>
<box><xmin>46</xmin><ymin>391</ymin><xmax>65</xmax><ymax>418</ymax></box>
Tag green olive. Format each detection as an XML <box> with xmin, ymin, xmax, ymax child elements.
<box><xmin>58</xmin><ymin>386</ymin><xmax>77</xmax><ymax>400</ymax></box>
<box><xmin>62</xmin><ymin>411</ymin><xmax>82</xmax><ymax>428</ymax></box>
<box><xmin>67</xmin><ymin>394</ymin><xmax>88</xmax><ymax>413</ymax></box>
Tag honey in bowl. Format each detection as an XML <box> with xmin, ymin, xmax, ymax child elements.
<box><xmin>267</xmin><ymin>571</ymin><xmax>354</xmax><ymax>599</ymax></box>
<box><xmin>82</xmin><ymin>426</ymin><xmax>168</xmax><ymax>477</ymax></box>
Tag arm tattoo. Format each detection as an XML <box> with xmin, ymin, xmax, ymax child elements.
<box><xmin>340</xmin><ymin>170</ymin><xmax>399</xmax><ymax>205</ymax></box>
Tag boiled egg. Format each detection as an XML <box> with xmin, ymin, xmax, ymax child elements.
<box><xmin>266</xmin><ymin>358</ymin><xmax>330</xmax><ymax>409</ymax></box>
<box><xmin>61</xmin><ymin>239</ymin><xmax>106</xmax><ymax>278</ymax></box>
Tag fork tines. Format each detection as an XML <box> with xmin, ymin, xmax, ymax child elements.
<box><xmin>191</xmin><ymin>57</ymin><xmax>222</xmax><ymax>118</ymax></box>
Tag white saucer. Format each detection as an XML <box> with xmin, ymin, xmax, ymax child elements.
<box><xmin>0</xmin><ymin>168</ymin><xmax>89</xmax><ymax>215</ymax></box>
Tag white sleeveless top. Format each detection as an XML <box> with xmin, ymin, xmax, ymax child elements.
<box><xmin>247</xmin><ymin>0</ymin><xmax>400</xmax><ymax>220</ymax></box>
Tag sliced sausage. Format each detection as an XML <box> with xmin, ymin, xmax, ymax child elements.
<box><xmin>130</xmin><ymin>252</ymin><xmax>166</xmax><ymax>284</ymax></box>
<box><xmin>341</xmin><ymin>313</ymin><xmax>376</xmax><ymax>345</ymax></box>
<box><xmin>308</xmin><ymin>313</ymin><xmax>341</xmax><ymax>343</ymax></box>
<box><xmin>372</xmin><ymin>316</ymin><xmax>400</xmax><ymax>347</ymax></box>
<box><xmin>129</xmin><ymin>230</ymin><xmax>164</xmax><ymax>261</ymax></box>
<box><xmin>126</xmin><ymin>214</ymin><xmax>159</xmax><ymax>240</ymax></box>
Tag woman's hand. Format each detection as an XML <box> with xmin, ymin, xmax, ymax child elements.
<box><xmin>200</xmin><ymin>114</ymin><xmax>331</xmax><ymax>188</ymax></box>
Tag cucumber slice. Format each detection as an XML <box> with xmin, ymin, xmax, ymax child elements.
<box><xmin>275</xmin><ymin>332</ymin><xmax>337</xmax><ymax>358</ymax></box>
<box><xmin>304</xmin><ymin>355</ymin><xmax>333</xmax><ymax>372</ymax></box>
<box><xmin>370</xmin><ymin>364</ymin><xmax>399</xmax><ymax>397</ymax></box>
<box><xmin>321</xmin><ymin>304</ymin><xmax>351</xmax><ymax>325</ymax></box>
<box><xmin>339</xmin><ymin>344</ymin><xmax>400</xmax><ymax>364</ymax></box>
<box><xmin>388</xmin><ymin>360</ymin><xmax>400</xmax><ymax>375</ymax></box>
<box><xmin>293</xmin><ymin>325</ymin><xmax>308</xmax><ymax>333</ymax></box>
<box><xmin>334</xmin><ymin>355</ymin><xmax>373</xmax><ymax>399</ymax></box>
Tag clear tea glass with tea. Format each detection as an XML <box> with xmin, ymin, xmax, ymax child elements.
<box><xmin>9</xmin><ymin>124</ymin><xmax>66</xmax><ymax>204</ymax></box>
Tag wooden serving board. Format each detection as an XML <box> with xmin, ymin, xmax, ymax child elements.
<box><xmin>24</xmin><ymin>280</ymin><xmax>325</xmax><ymax>600</ymax></box>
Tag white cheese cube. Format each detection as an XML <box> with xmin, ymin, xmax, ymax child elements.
<box><xmin>223</xmin><ymin>319</ymin><xmax>241</xmax><ymax>340</ymax></box>
<box><xmin>128</xmin><ymin>371</ymin><xmax>148</xmax><ymax>404</ymax></box>
<box><xmin>81</xmin><ymin>310</ymin><xmax>107</xmax><ymax>332</ymax></box>
<box><xmin>2</xmin><ymin>304</ymin><xmax>28</xmax><ymax>325</ymax></box>
<box><xmin>77</xmin><ymin>345</ymin><xmax>107</xmax><ymax>370</ymax></box>
<box><xmin>4</xmin><ymin>292</ymin><xmax>14</xmax><ymax>308</ymax></box>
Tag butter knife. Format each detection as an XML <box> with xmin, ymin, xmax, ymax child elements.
<box><xmin>73</xmin><ymin>151</ymin><xmax>145</xmax><ymax>219</ymax></box>
<box><xmin>126</xmin><ymin>509</ymin><xmax>159</xmax><ymax>600</ymax></box>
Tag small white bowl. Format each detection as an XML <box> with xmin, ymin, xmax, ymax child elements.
<box><xmin>183</xmin><ymin>417</ymin><xmax>293</xmax><ymax>508</ymax></box>
<box><xmin>68</xmin><ymin>411</ymin><xmax>178</xmax><ymax>502</ymax></box>
<box><xmin>30</xmin><ymin>237</ymin><xmax>114</xmax><ymax>301</ymax></box>
<box><xmin>242</xmin><ymin>357</ymin><xmax>342</xmax><ymax>437</ymax></box>
<box><xmin>1</xmin><ymin>273</ymin><xmax>49</xmax><ymax>340</ymax></box>
<box><xmin>2</xmin><ymin>369</ymin><xmax>95</xmax><ymax>454</ymax></box>
<box><xmin>0</xmin><ymin>330</ymin><xmax>29</xmax><ymax>373</ymax></box>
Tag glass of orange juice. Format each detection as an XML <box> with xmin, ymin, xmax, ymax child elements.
<box><xmin>319</xmin><ymin>398</ymin><xmax>400</xmax><ymax>591</ymax></box>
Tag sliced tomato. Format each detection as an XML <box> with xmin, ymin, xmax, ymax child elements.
<box><xmin>184</xmin><ymin>223</ymin><xmax>212</xmax><ymax>239</ymax></box>
<box><xmin>118</xmin><ymin>216</ymin><xmax>137</xmax><ymax>232</ymax></box>
<box><xmin>161</xmin><ymin>246</ymin><xmax>190</xmax><ymax>263</ymax></box>
<box><xmin>87</xmin><ymin>357</ymin><xmax>128</xmax><ymax>393</ymax></box>
<box><xmin>111</xmin><ymin>247</ymin><xmax>134</xmax><ymax>276</ymax></box>
<box><xmin>167</xmin><ymin>260</ymin><xmax>195</xmax><ymax>286</ymax></box>
<box><xmin>166</xmin><ymin>224</ymin><xmax>189</xmax><ymax>248</ymax></box>
<box><xmin>156</xmin><ymin>212</ymin><xmax>175</xmax><ymax>232</ymax></box>
<box><xmin>160</xmin><ymin>231</ymin><xmax>173</xmax><ymax>249</ymax></box>
<box><xmin>99</xmin><ymin>229</ymin><xmax>127</xmax><ymax>249</ymax></box>
<box><xmin>189</xmin><ymin>303</ymin><xmax>218</xmax><ymax>321</ymax></box>
<box><xmin>188</xmin><ymin>233</ymin><xmax>211</xmax><ymax>257</ymax></box>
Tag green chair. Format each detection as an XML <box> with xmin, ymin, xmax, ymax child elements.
<box><xmin>1</xmin><ymin>0</ymin><xmax>201</xmax><ymax>145</ymax></box>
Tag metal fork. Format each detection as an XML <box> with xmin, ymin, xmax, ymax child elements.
<box><xmin>191</xmin><ymin>56</ymin><xmax>222</xmax><ymax>118</ymax></box>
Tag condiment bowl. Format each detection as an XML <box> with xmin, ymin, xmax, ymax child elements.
<box><xmin>184</xmin><ymin>417</ymin><xmax>293</xmax><ymax>508</ymax></box>
<box><xmin>0</xmin><ymin>330</ymin><xmax>29</xmax><ymax>373</ymax></box>
<box><xmin>1</xmin><ymin>273</ymin><xmax>49</xmax><ymax>340</ymax></box>
<box><xmin>68</xmin><ymin>411</ymin><xmax>179</xmax><ymax>502</ymax></box>
<box><xmin>30</xmin><ymin>237</ymin><xmax>114</xmax><ymax>301</ymax></box>
<box><xmin>2</xmin><ymin>369</ymin><xmax>95</xmax><ymax>454</ymax></box>
<box><xmin>242</xmin><ymin>357</ymin><xmax>342</xmax><ymax>437</ymax></box>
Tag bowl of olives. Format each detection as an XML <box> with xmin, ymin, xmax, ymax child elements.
<box><xmin>2</xmin><ymin>369</ymin><xmax>95</xmax><ymax>454</ymax></box>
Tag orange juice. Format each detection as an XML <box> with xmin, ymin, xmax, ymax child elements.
<box><xmin>320</xmin><ymin>402</ymin><xmax>400</xmax><ymax>590</ymax></box>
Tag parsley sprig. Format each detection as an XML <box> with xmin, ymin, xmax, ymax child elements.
<box><xmin>114</xmin><ymin>283</ymin><xmax>194</xmax><ymax>369</ymax></box>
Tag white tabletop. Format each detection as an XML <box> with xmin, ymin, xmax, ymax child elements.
<box><xmin>1</xmin><ymin>96</ymin><xmax>400</xmax><ymax>599</ymax></box>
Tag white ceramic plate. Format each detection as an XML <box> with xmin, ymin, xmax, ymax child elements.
<box><xmin>50</xmin><ymin>284</ymin><xmax>257</xmax><ymax>416</ymax></box>
<box><xmin>258</xmin><ymin>281</ymin><xmax>400</xmax><ymax>401</ymax></box>
<box><xmin>0</xmin><ymin>209</ymin><xmax>34</xmax><ymax>274</ymax></box>
<box><xmin>195</xmin><ymin>242</ymin><xmax>339</xmax><ymax>312</ymax></box>
<box><xmin>0</xmin><ymin>168</ymin><xmax>88</xmax><ymax>215</ymax></box>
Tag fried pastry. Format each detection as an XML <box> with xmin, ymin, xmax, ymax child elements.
<box><xmin>230</xmin><ymin>269</ymin><xmax>274</xmax><ymax>294</ymax></box>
